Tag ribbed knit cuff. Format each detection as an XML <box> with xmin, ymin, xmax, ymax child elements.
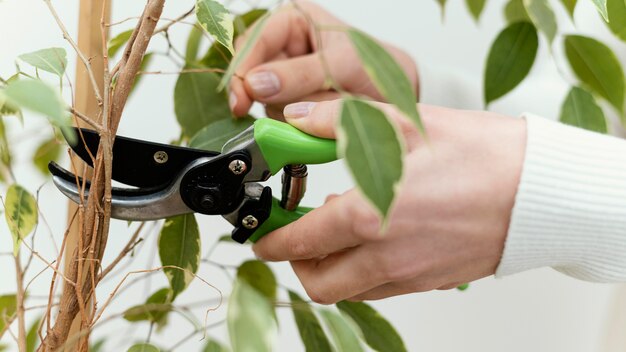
<box><xmin>496</xmin><ymin>114</ymin><xmax>626</xmax><ymax>282</ymax></box>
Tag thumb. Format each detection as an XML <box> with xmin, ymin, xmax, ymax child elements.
<box><xmin>283</xmin><ymin>99</ymin><xmax>343</xmax><ymax>139</ymax></box>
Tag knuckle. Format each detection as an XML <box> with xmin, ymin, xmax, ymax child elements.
<box><xmin>304</xmin><ymin>285</ymin><xmax>336</xmax><ymax>305</ymax></box>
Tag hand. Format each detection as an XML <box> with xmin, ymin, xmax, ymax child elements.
<box><xmin>228</xmin><ymin>1</ymin><xmax>419</xmax><ymax>119</ymax></box>
<box><xmin>253</xmin><ymin>100</ymin><xmax>527</xmax><ymax>304</ymax></box>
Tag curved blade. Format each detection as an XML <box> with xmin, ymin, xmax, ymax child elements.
<box><xmin>49</xmin><ymin>162</ymin><xmax>194</xmax><ymax>220</ymax></box>
<box><xmin>65</xmin><ymin>128</ymin><xmax>219</xmax><ymax>188</ymax></box>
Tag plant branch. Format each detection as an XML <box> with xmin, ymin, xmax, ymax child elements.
<box><xmin>153</xmin><ymin>5</ymin><xmax>195</xmax><ymax>35</ymax></box>
<box><xmin>14</xmin><ymin>254</ymin><xmax>27</xmax><ymax>352</ymax></box>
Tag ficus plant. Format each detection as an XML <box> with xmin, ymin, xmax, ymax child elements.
<box><xmin>0</xmin><ymin>0</ymin><xmax>622</xmax><ymax>351</ymax></box>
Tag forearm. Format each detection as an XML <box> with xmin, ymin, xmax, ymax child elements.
<box><xmin>497</xmin><ymin>114</ymin><xmax>626</xmax><ymax>282</ymax></box>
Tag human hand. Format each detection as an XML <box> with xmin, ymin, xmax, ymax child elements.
<box><xmin>228</xmin><ymin>1</ymin><xmax>419</xmax><ymax>119</ymax></box>
<box><xmin>253</xmin><ymin>101</ymin><xmax>527</xmax><ymax>303</ymax></box>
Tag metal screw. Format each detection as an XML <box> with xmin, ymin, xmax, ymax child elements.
<box><xmin>153</xmin><ymin>151</ymin><xmax>168</xmax><ymax>164</ymax></box>
<box><xmin>229</xmin><ymin>159</ymin><xmax>247</xmax><ymax>175</ymax></box>
<box><xmin>241</xmin><ymin>215</ymin><xmax>258</xmax><ymax>229</ymax></box>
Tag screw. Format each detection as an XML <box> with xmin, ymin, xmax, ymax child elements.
<box><xmin>153</xmin><ymin>151</ymin><xmax>168</xmax><ymax>164</ymax></box>
<box><xmin>229</xmin><ymin>159</ymin><xmax>247</xmax><ymax>175</ymax></box>
<box><xmin>241</xmin><ymin>215</ymin><xmax>258</xmax><ymax>229</ymax></box>
<box><xmin>200</xmin><ymin>195</ymin><xmax>215</xmax><ymax>209</ymax></box>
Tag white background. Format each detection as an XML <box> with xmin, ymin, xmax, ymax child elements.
<box><xmin>0</xmin><ymin>0</ymin><xmax>625</xmax><ymax>351</ymax></box>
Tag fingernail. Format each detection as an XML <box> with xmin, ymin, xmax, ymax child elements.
<box><xmin>284</xmin><ymin>102</ymin><xmax>316</xmax><ymax>119</ymax></box>
<box><xmin>247</xmin><ymin>71</ymin><xmax>281</xmax><ymax>97</ymax></box>
<box><xmin>229</xmin><ymin>91</ymin><xmax>238</xmax><ymax>111</ymax></box>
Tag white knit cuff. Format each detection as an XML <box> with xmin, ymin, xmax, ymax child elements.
<box><xmin>496</xmin><ymin>114</ymin><xmax>626</xmax><ymax>282</ymax></box>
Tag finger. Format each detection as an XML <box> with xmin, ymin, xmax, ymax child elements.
<box><xmin>263</xmin><ymin>90</ymin><xmax>341</xmax><ymax>120</ymax></box>
<box><xmin>252</xmin><ymin>190</ymin><xmax>379</xmax><ymax>262</ymax></box>
<box><xmin>291</xmin><ymin>242</ymin><xmax>393</xmax><ymax>304</ymax></box>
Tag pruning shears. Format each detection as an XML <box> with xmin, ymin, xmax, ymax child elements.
<box><xmin>48</xmin><ymin>118</ymin><xmax>337</xmax><ymax>243</ymax></box>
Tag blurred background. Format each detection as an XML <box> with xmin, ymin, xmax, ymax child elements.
<box><xmin>1</xmin><ymin>0</ymin><xmax>625</xmax><ymax>351</ymax></box>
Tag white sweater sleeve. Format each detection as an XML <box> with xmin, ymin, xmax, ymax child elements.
<box><xmin>496</xmin><ymin>114</ymin><xmax>626</xmax><ymax>282</ymax></box>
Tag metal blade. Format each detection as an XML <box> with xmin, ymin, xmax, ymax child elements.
<box><xmin>65</xmin><ymin>128</ymin><xmax>219</xmax><ymax>188</ymax></box>
<box><xmin>49</xmin><ymin>162</ymin><xmax>194</xmax><ymax>220</ymax></box>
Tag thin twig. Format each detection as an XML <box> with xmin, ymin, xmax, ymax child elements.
<box><xmin>153</xmin><ymin>5</ymin><xmax>195</xmax><ymax>35</ymax></box>
<box><xmin>69</xmin><ymin>107</ymin><xmax>104</xmax><ymax>132</ymax></box>
<box><xmin>98</xmin><ymin>222</ymin><xmax>145</xmax><ymax>280</ymax></box>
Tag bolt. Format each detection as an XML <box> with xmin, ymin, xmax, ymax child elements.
<box><xmin>153</xmin><ymin>151</ymin><xmax>168</xmax><ymax>164</ymax></box>
<box><xmin>241</xmin><ymin>215</ymin><xmax>258</xmax><ymax>229</ymax></box>
<box><xmin>229</xmin><ymin>159</ymin><xmax>247</xmax><ymax>175</ymax></box>
<box><xmin>200</xmin><ymin>195</ymin><xmax>215</xmax><ymax>209</ymax></box>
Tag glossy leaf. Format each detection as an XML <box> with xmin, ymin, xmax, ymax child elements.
<box><xmin>4</xmin><ymin>79</ymin><xmax>70</xmax><ymax>131</ymax></box>
<box><xmin>505</xmin><ymin>0</ymin><xmax>531</xmax><ymax>23</ymax></box>
<box><xmin>174</xmin><ymin>66</ymin><xmax>232</xmax><ymax>138</ymax></box>
<box><xmin>559</xmin><ymin>86</ymin><xmax>607</xmax><ymax>133</ymax></box>
<box><xmin>336</xmin><ymin>301</ymin><xmax>406</xmax><ymax>352</ymax></box>
<box><xmin>26</xmin><ymin>317</ymin><xmax>41</xmax><ymax>352</ymax></box>
<box><xmin>0</xmin><ymin>295</ymin><xmax>16</xmax><ymax>338</ymax></box>
<box><xmin>607</xmin><ymin>0</ymin><xmax>626</xmax><ymax>41</ymax></box>
<box><xmin>189</xmin><ymin>116</ymin><xmax>255</xmax><ymax>151</ymax></box>
<box><xmin>466</xmin><ymin>0</ymin><xmax>487</xmax><ymax>21</ymax></box>
<box><xmin>127</xmin><ymin>343</ymin><xmax>160</xmax><ymax>352</ymax></box>
<box><xmin>564</xmin><ymin>35</ymin><xmax>625</xmax><ymax>112</ymax></box>
<box><xmin>319</xmin><ymin>309</ymin><xmax>364</xmax><ymax>352</ymax></box>
<box><xmin>200</xmin><ymin>9</ymin><xmax>267</xmax><ymax>69</ymax></box>
<box><xmin>108</xmin><ymin>30</ymin><xmax>133</xmax><ymax>57</ymax></box>
<box><xmin>123</xmin><ymin>288</ymin><xmax>173</xmax><ymax>325</ymax></box>
<box><xmin>196</xmin><ymin>0</ymin><xmax>235</xmax><ymax>55</ymax></box>
<box><xmin>0</xmin><ymin>117</ymin><xmax>11</xmax><ymax>168</ymax></box>
<box><xmin>559</xmin><ymin>0</ymin><xmax>578</xmax><ymax>19</ymax></box>
<box><xmin>484</xmin><ymin>22</ymin><xmax>538</xmax><ymax>105</ymax></box>
<box><xmin>347</xmin><ymin>29</ymin><xmax>423</xmax><ymax>132</ymax></box>
<box><xmin>218</xmin><ymin>12</ymin><xmax>270</xmax><ymax>90</ymax></box>
<box><xmin>523</xmin><ymin>0</ymin><xmax>557</xmax><ymax>43</ymax></box>
<box><xmin>236</xmin><ymin>260</ymin><xmax>277</xmax><ymax>301</ymax></box>
<box><xmin>5</xmin><ymin>184</ymin><xmax>38</xmax><ymax>255</ymax></box>
<box><xmin>338</xmin><ymin>99</ymin><xmax>403</xmax><ymax>225</ymax></box>
<box><xmin>228</xmin><ymin>280</ymin><xmax>277</xmax><ymax>352</ymax></box>
<box><xmin>186</xmin><ymin>25</ymin><xmax>204</xmax><ymax>63</ymax></box>
<box><xmin>18</xmin><ymin>48</ymin><xmax>67</xmax><ymax>76</ymax></box>
<box><xmin>289</xmin><ymin>292</ymin><xmax>332</xmax><ymax>352</ymax></box>
<box><xmin>591</xmin><ymin>0</ymin><xmax>608</xmax><ymax>21</ymax></box>
<box><xmin>33</xmin><ymin>136</ymin><xmax>61</xmax><ymax>176</ymax></box>
<box><xmin>158</xmin><ymin>214</ymin><xmax>200</xmax><ymax>297</ymax></box>
<box><xmin>203</xmin><ymin>339</ymin><xmax>230</xmax><ymax>352</ymax></box>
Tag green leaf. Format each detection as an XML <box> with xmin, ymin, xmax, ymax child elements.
<box><xmin>338</xmin><ymin>99</ymin><xmax>403</xmax><ymax>224</ymax></box>
<box><xmin>0</xmin><ymin>294</ymin><xmax>17</xmax><ymax>339</ymax></box>
<box><xmin>484</xmin><ymin>22</ymin><xmax>538</xmax><ymax>105</ymax></box>
<box><xmin>200</xmin><ymin>9</ymin><xmax>268</xmax><ymax>69</ymax></box>
<box><xmin>591</xmin><ymin>0</ymin><xmax>608</xmax><ymax>21</ymax></box>
<box><xmin>26</xmin><ymin>317</ymin><xmax>41</xmax><ymax>352</ymax></box>
<box><xmin>236</xmin><ymin>260</ymin><xmax>277</xmax><ymax>302</ymax></box>
<box><xmin>123</xmin><ymin>288</ymin><xmax>173</xmax><ymax>326</ymax></box>
<box><xmin>466</xmin><ymin>0</ymin><xmax>487</xmax><ymax>21</ymax></box>
<box><xmin>319</xmin><ymin>309</ymin><xmax>364</xmax><ymax>352</ymax></box>
<box><xmin>289</xmin><ymin>291</ymin><xmax>332</xmax><ymax>352</ymax></box>
<box><xmin>559</xmin><ymin>86</ymin><xmax>607</xmax><ymax>133</ymax></box>
<box><xmin>504</xmin><ymin>0</ymin><xmax>531</xmax><ymax>23</ymax></box>
<box><xmin>228</xmin><ymin>280</ymin><xmax>277</xmax><ymax>352</ymax></box>
<box><xmin>607</xmin><ymin>0</ymin><xmax>626</xmax><ymax>40</ymax></box>
<box><xmin>336</xmin><ymin>301</ymin><xmax>406</xmax><ymax>352</ymax></box>
<box><xmin>523</xmin><ymin>0</ymin><xmax>557</xmax><ymax>43</ymax></box>
<box><xmin>564</xmin><ymin>35</ymin><xmax>625</xmax><ymax>113</ymax></box>
<box><xmin>5</xmin><ymin>184</ymin><xmax>38</xmax><ymax>256</ymax></box>
<box><xmin>90</xmin><ymin>339</ymin><xmax>106</xmax><ymax>352</ymax></box>
<box><xmin>158</xmin><ymin>214</ymin><xmax>200</xmax><ymax>297</ymax></box>
<box><xmin>186</xmin><ymin>25</ymin><xmax>204</xmax><ymax>63</ymax></box>
<box><xmin>4</xmin><ymin>79</ymin><xmax>69</xmax><ymax>128</ymax></box>
<box><xmin>218</xmin><ymin>12</ymin><xmax>270</xmax><ymax>91</ymax></box>
<box><xmin>218</xmin><ymin>234</ymin><xmax>236</xmax><ymax>243</ymax></box>
<box><xmin>203</xmin><ymin>339</ymin><xmax>230</xmax><ymax>352</ymax></box>
<box><xmin>18</xmin><ymin>48</ymin><xmax>67</xmax><ymax>77</ymax></box>
<box><xmin>108</xmin><ymin>30</ymin><xmax>134</xmax><ymax>57</ymax></box>
<box><xmin>174</xmin><ymin>66</ymin><xmax>232</xmax><ymax>138</ymax></box>
<box><xmin>189</xmin><ymin>116</ymin><xmax>255</xmax><ymax>151</ymax></box>
<box><xmin>127</xmin><ymin>343</ymin><xmax>160</xmax><ymax>352</ymax></box>
<box><xmin>559</xmin><ymin>0</ymin><xmax>578</xmax><ymax>19</ymax></box>
<box><xmin>0</xmin><ymin>117</ymin><xmax>11</xmax><ymax>168</ymax></box>
<box><xmin>196</xmin><ymin>0</ymin><xmax>235</xmax><ymax>55</ymax></box>
<box><xmin>33</xmin><ymin>136</ymin><xmax>61</xmax><ymax>176</ymax></box>
<box><xmin>347</xmin><ymin>29</ymin><xmax>423</xmax><ymax>132</ymax></box>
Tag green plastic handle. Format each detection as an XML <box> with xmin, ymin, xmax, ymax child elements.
<box><xmin>254</xmin><ymin>118</ymin><xmax>338</xmax><ymax>175</ymax></box>
<box><xmin>248</xmin><ymin>198</ymin><xmax>311</xmax><ymax>243</ymax></box>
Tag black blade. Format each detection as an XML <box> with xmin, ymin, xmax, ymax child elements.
<box><xmin>65</xmin><ymin>128</ymin><xmax>219</xmax><ymax>188</ymax></box>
